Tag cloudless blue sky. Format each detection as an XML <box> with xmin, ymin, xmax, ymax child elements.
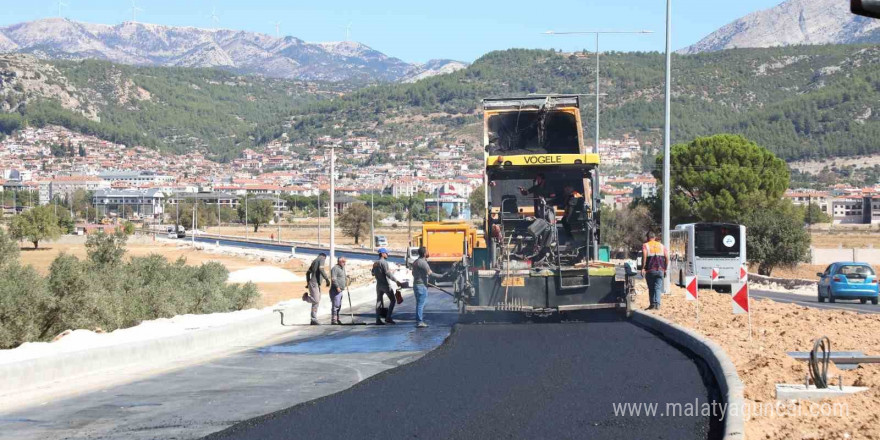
<box><xmin>1</xmin><ymin>0</ymin><xmax>784</xmax><ymax>63</ymax></box>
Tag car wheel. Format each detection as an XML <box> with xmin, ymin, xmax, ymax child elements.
<box><xmin>861</xmin><ymin>298</ymin><xmax>868</xmax><ymax>304</ymax></box>
<box><xmin>828</xmin><ymin>289</ymin><xmax>836</xmax><ymax>303</ymax></box>
<box><xmin>818</xmin><ymin>290</ymin><xmax>825</xmax><ymax>303</ymax></box>
<box><xmin>873</xmin><ymin>297</ymin><xmax>878</xmax><ymax>305</ymax></box>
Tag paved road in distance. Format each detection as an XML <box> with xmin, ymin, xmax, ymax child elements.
<box><xmin>752</xmin><ymin>289</ymin><xmax>880</xmax><ymax>314</ymax></box>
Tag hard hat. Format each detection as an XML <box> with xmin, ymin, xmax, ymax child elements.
<box><xmin>377</xmin><ymin>247</ymin><xmax>388</xmax><ymax>255</ymax></box>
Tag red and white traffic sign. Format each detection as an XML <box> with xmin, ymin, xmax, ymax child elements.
<box><xmin>732</xmin><ymin>282</ymin><xmax>750</xmax><ymax>314</ymax></box>
<box><xmin>710</xmin><ymin>268</ymin><xmax>719</xmax><ymax>281</ymax></box>
<box><xmin>738</xmin><ymin>265</ymin><xmax>748</xmax><ymax>282</ymax></box>
<box><xmin>685</xmin><ymin>276</ymin><xmax>698</xmax><ymax>301</ymax></box>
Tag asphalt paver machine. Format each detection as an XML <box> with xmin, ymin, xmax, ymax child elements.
<box><xmin>449</xmin><ymin>95</ymin><xmax>633</xmax><ymax>316</ymax></box>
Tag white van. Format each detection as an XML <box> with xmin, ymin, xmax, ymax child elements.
<box><xmin>374</xmin><ymin>235</ymin><xmax>388</xmax><ymax>249</ymax></box>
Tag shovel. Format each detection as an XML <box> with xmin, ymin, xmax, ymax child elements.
<box><xmin>341</xmin><ymin>287</ymin><xmax>367</xmax><ymax>326</ymax></box>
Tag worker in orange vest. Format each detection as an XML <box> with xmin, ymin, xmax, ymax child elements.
<box><xmin>641</xmin><ymin>231</ymin><xmax>669</xmax><ymax>310</ymax></box>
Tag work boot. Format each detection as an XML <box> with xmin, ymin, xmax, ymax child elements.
<box><xmin>310</xmin><ymin>320</ymin><xmax>320</xmax><ymax>325</ymax></box>
<box><xmin>416</xmin><ymin>321</ymin><xmax>429</xmax><ymax>329</ymax></box>
<box><xmin>385</xmin><ymin>318</ymin><xmax>397</xmax><ymax>325</ymax></box>
<box><xmin>646</xmin><ymin>304</ymin><xmax>656</xmax><ymax>310</ymax></box>
<box><xmin>375</xmin><ymin>318</ymin><xmax>385</xmax><ymax>325</ymax></box>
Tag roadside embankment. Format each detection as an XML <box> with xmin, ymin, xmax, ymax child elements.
<box><xmin>636</xmin><ymin>284</ymin><xmax>880</xmax><ymax>439</ymax></box>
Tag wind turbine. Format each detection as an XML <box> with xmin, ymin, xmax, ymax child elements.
<box><xmin>129</xmin><ymin>0</ymin><xmax>143</xmax><ymax>22</ymax></box>
<box><xmin>55</xmin><ymin>0</ymin><xmax>68</xmax><ymax>18</ymax></box>
<box><xmin>344</xmin><ymin>22</ymin><xmax>352</xmax><ymax>42</ymax></box>
<box><xmin>209</xmin><ymin>6</ymin><xmax>220</xmax><ymax>30</ymax></box>
<box><xmin>271</xmin><ymin>21</ymin><xmax>281</xmax><ymax>38</ymax></box>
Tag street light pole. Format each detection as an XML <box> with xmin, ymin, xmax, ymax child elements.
<box><xmin>370</xmin><ymin>189</ymin><xmax>374</xmax><ymax>249</ymax></box>
<box><xmin>329</xmin><ymin>146</ymin><xmax>336</xmax><ymax>265</ymax></box>
<box><xmin>662</xmin><ymin>0</ymin><xmax>673</xmax><ymax>294</ymax></box>
<box><xmin>543</xmin><ymin>29</ymin><xmax>653</xmax><ymax>260</ymax></box>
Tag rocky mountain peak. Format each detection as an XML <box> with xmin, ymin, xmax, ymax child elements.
<box><xmin>681</xmin><ymin>0</ymin><xmax>880</xmax><ymax>54</ymax></box>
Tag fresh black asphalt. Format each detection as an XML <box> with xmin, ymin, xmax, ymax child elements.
<box><xmin>205</xmin><ymin>311</ymin><xmax>722</xmax><ymax>440</ymax></box>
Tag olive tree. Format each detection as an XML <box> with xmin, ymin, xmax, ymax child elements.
<box><xmin>9</xmin><ymin>205</ymin><xmax>62</xmax><ymax>249</ymax></box>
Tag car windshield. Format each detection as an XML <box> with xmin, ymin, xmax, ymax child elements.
<box><xmin>837</xmin><ymin>265</ymin><xmax>875</xmax><ymax>279</ymax></box>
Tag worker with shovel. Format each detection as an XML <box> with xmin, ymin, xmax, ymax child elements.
<box><xmin>329</xmin><ymin>257</ymin><xmax>347</xmax><ymax>325</ymax></box>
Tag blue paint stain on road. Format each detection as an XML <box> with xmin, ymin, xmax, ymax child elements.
<box><xmin>258</xmin><ymin>328</ymin><xmax>449</xmax><ymax>355</ymax></box>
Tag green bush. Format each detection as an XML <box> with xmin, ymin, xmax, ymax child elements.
<box><xmin>0</xmin><ymin>229</ymin><xmax>259</xmax><ymax>349</ymax></box>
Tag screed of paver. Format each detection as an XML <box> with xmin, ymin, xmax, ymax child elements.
<box><xmin>206</xmin><ymin>315</ymin><xmax>721</xmax><ymax>440</ymax></box>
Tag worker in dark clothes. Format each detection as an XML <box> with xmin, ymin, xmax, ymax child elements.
<box><xmin>373</xmin><ymin>247</ymin><xmax>401</xmax><ymax>325</ymax></box>
<box><xmin>411</xmin><ymin>246</ymin><xmax>437</xmax><ymax>328</ymax></box>
<box><xmin>305</xmin><ymin>253</ymin><xmax>330</xmax><ymax>325</ymax></box>
<box><xmin>329</xmin><ymin>257</ymin><xmax>348</xmax><ymax>325</ymax></box>
<box><xmin>519</xmin><ymin>173</ymin><xmax>555</xmax><ymax>221</ymax></box>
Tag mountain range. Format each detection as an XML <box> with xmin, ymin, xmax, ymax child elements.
<box><xmin>682</xmin><ymin>0</ymin><xmax>880</xmax><ymax>54</ymax></box>
<box><xmin>0</xmin><ymin>18</ymin><xmax>466</xmax><ymax>83</ymax></box>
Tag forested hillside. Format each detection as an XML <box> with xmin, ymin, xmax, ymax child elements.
<box><xmin>287</xmin><ymin>45</ymin><xmax>880</xmax><ymax>161</ymax></box>
<box><xmin>0</xmin><ymin>55</ymin><xmax>348</xmax><ymax>161</ymax></box>
<box><xmin>4</xmin><ymin>45</ymin><xmax>880</xmax><ymax>162</ymax></box>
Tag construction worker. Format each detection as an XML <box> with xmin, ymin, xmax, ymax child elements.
<box><xmin>641</xmin><ymin>231</ymin><xmax>669</xmax><ymax>310</ymax></box>
<box><xmin>372</xmin><ymin>247</ymin><xmax>402</xmax><ymax>325</ymax></box>
<box><xmin>411</xmin><ymin>246</ymin><xmax>437</xmax><ymax>329</ymax></box>
<box><xmin>329</xmin><ymin>257</ymin><xmax>347</xmax><ymax>325</ymax></box>
<box><xmin>519</xmin><ymin>173</ymin><xmax>555</xmax><ymax>220</ymax></box>
<box><xmin>305</xmin><ymin>253</ymin><xmax>330</xmax><ymax>325</ymax></box>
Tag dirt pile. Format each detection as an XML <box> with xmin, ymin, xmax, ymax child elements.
<box><xmin>636</xmin><ymin>284</ymin><xmax>880</xmax><ymax>439</ymax></box>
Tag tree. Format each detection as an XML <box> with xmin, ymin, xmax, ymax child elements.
<box><xmin>0</xmin><ymin>229</ymin><xmax>20</xmax><ymax>269</ymax></box>
<box><xmin>469</xmin><ymin>189</ymin><xmax>485</xmax><ymax>218</ymax></box>
<box><xmin>602</xmin><ymin>204</ymin><xmax>656</xmax><ymax>257</ymax></box>
<box><xmin>744</xmin><ymin>201</ymin><xmax>811</xmax><ymax>276</ymax></box>
<box><xmin>653</xmin><ymin>135</ymin><xmax>790</xmax><ymax>224</ymax></box>
<box><xmin>339</xmin><ymin>203</ymin><xmax>371</xmax><ymax>244</ymax></box>
<box><xmin>86</xmin><ymin>231</ymin><xmax>128</xmax><ymax>267</ymax></box>
<box><xmin>237</xmin><ymin>198</ymin><xmax>274</xmax><ymax>232</ymax></box>
<box><xmin>9</xmin><ymin>205</ymin><xmax>62</xmax><ymax>249</ymax></box>
<box><xmin>801</xmin><ymin>203</ymin><xmax>831</xmax><ymax>225</ymax></box>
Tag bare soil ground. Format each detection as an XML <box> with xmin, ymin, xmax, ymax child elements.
<box><xmin>636</xmin><ymin>285</ymin><xmax>880</xmax><ymax>439</ymax></box>
<box><xmin>18</xmin><ymin>239</ymin><xmax>308</xmax><ymax>308</ymax></box>
<box><xmin>810</xmin><ymin>231</ymin><xmax>880</xmax><ymax>249</ymax></box>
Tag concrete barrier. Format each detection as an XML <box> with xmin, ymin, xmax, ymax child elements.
<box><xmin>632</xmin><ymin>310</ymin><xmax>745</xmax><ymax>440</ymax></box>
<box><xmin>0</xmin><ymin>283</ymin><xmax>382</xmax><ymax>401</ymax></box>
<box><xmin>811</xmin><ymin>247</ymin><xmax>880</xmax><ymax>265</ymax></box>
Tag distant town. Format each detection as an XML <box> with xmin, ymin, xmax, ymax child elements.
<box><xmin>2</xmin><ymin>124</ymin><xmax>874</xmax><ymax>225</ymax></box>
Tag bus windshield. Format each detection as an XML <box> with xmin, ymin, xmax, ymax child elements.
<box><xmin>694</xmin><ymin>224</ymin><xmax>741</xmax><ymax>258</ymax></box>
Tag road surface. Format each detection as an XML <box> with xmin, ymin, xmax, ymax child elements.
<box><xmin>752</xmin><ymin>289</ymin><xmax>880</xmax><ymax>315</ymax></box>
<box><xmin>0</xmin><ymin>290</ymin><xmax>456</xmax><ymax>440</ymax></box>
<box><xmin>206</xmin><ymin>311</ymin><xmax>723</xmax><ymax>440</ymax></box>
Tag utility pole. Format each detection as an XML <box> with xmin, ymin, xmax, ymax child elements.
<box><xmin>329</xmin><ymin>146</ymin><xmax>336</xmax><ymax>265</ymax></box>
<box><xmin>245</xmin><ymin>194</ymin><xmax>249</xmax><ymax>240</ymax></box>
<box><xmin>437</xmin><ymin>186</ymin><xmax>441</xmax><ymax>222</ymax></box>
<box><xmin>191</xmin><ymin>197</ymin><xmax>196</xmax><ymax>246</ymax></box>
<box><xmin>317</xmin><ymin>190</ymin><xmax>321</xmax><ymax>246</ymax></box>
<box><xmin>217</xmin><ymin>193</ymin><xmax>221</xmax><ymax>237</ymax></box>
<box><xmin>662</xmin><ymin>0</ymin><xmax>673</xmax><ymax>294</ymax></box>
<box><xmin>370</xmin><ymin>189</ymin><xmax>375</xmax><ymax>249</ymax></box>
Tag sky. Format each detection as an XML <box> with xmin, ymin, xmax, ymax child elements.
<box><xmin>0</xmin><ymin>0</ymin><xmax>786</xmax><ymax>63</ymax></box>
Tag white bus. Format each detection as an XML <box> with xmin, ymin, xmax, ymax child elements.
<box><xmin>669</xmin><ymin>223</ymin><xmax>746</xmax><ymax>292</ymax></box>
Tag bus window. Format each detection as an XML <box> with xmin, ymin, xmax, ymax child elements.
<box><xmin>694</xmin><ymin>225</ymin><xmax>741</xmax><ymax>258</ymax></box>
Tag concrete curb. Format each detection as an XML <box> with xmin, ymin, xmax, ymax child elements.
<box><xmin>632</xmin><ymin>310</ymin><xmax>745</xmax><ymax>440</ymax></box>
<box><xmin>0</xmin><ymin>284</ymin><xmax>383</xmax><ymax>399</ymax></box>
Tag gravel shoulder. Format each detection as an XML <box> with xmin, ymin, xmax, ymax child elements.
<box><xmin>636</xmin><ymin>284</ymin><xmax>880</xmax><ymax>439</ymax></box>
